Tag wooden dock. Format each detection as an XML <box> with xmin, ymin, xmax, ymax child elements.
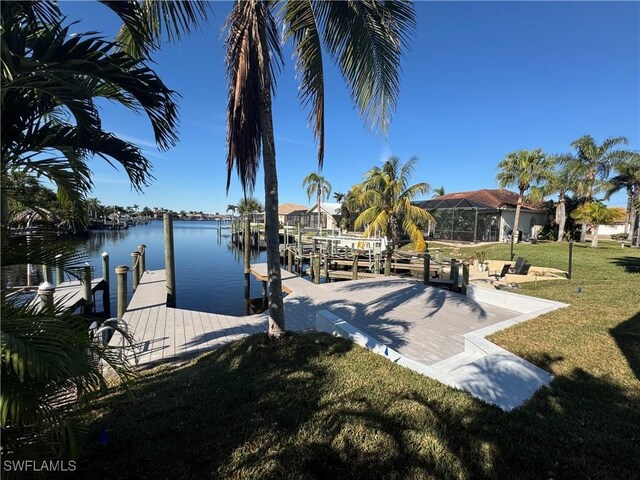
<box><xmin>30</xmin><ymin>277</ymin><xmax>108</xmax><ymax>314</ymax></box>
<box><xmin>115</xmin><ymin>264</ymin><xmax>522</xmax><ymax>368</ymax></box>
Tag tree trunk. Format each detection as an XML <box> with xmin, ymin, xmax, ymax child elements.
<box><xmin>513</xmin><ymin>193</ymin><xmax>523</xmax><ymax>243</ymax></box>
<box><xmin>317</xmin><ymin>188</ymin><xmax>322</xmax><ymax>234</ymax></box>
<box><xmin>556</xmin><ymin>195</ymin><xmax>566</xmax><ymax>242</ymax></box>
<box><xmin>581</xmin><ymin>170</ymin><xmax>596</xmax><ymax>243</ymax></box>
<box><xmin>624</xmin><ymin>187</ymin><xmax>633</xmax><ymax>234</ymax></box>
<box><xmin>244</xmin><ymin>215</ymin><xmax>251</xmax><ymax>315</ymax></box>
<box><xmin>259</xmin><ymin>74</ymin><xmax>285</xmax><ymax>340</ymax></box>
<box><xmin>591</xmin><ymin>224</ymin><xmax>599</xmax><ymax>248</ymax></box>
<box><xmin>631</xmin><ymin>185</ymin><xmax>639</xmax><ymax>247</ymax></box>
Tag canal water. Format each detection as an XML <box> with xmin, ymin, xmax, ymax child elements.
<box><xmin>79</xmin><ymin>220</ymin><xmax>267</xmax><ymax>316</ymax></box>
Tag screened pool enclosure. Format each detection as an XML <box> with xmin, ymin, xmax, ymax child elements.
<box><xmin>416</xmin><ymin>197</ymin><xmax>501</xmax><ymax>243</ymax></box>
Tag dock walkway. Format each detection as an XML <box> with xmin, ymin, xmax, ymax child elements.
<box><xmin>114</xmin><ymin>264</ymin><xmax>567</xmax><ymax>410</ymax></box>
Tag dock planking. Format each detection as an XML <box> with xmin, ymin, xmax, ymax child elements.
<box><xmin>30</xmin><ymin>277</ymin><xmax>107</xmax><ymax>313</ymax></box>
<box><xmin>115</xmin><ymin>263</ymin><xmax>520</xmax><ymax>369</ymax></box>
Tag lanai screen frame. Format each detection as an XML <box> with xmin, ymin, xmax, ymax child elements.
<box><xmin>416</xmin><ymin>198</ymin><xmax>501</xmax><ymax>243</ymax></box>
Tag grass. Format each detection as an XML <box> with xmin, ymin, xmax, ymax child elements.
<box><xmin>72</xmin><ymin>242</ymin><xmax>639</xmax><ymax>479</ymax></box>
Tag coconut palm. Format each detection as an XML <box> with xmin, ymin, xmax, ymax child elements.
<box><xmin>604</xmin><ymin>152</ymin><xmax>640</xmax><ymax>246</ymax></box>
<box><xmin>353</xmin><ymin>156</ymin><xmax>433</xmax><ymax>275</ymax></box>
<box><xmin>568</xmin><ymin>135</ymin><xmax>630</xmax><ymax>242</ymax></box>
<box><xmin>222</xmin><ymin>1</ymin><xmax>415</xmax><ymax>338</ymax></box>
<box><xmin>303</xmin><ymin>172</ymin><xmax>332</xmax><ymax>233</ymax></box>
<box><xmin>333</xmin><ymin>192</ymin><xmax>345</xmax><ymax>203</ymax></box>
<box><xmin>571</xmin><ymin>202</ymin><xmax>625</xmax><ymax>248</ymax></box>
<box><xmin>529</xmin><ymin>154</ymin><xmax>582</xmax><ymax>242</ymax></box>
<box><xmin>432</xmin><ymin>186</ymin><xmax>446</xmax><ymax>198</ymax></box>
<box><xmin>497</xmin><ymin>148</ymin><xmax>551</xmax><ymax>249</ymax></box>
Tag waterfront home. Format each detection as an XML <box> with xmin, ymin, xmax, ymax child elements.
<box><xmin>415</xmin><ymin>189</ymin><xmax>547</xmax><ymax>243</ymax></box>
<box><xmin>278</xmin><ymin>203</ymin><xmax>312</xmax><ymax>227</ymax></box>
<box><xmin>306</xmin><ymin>202</ymin><xmax>342</xmax><ymax>230</ymax></box>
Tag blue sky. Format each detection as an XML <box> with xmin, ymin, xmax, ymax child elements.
<box><xmin>60</xmin><ymin>1</ymin><xmax>640</xmax><ymax>213</ymax></box>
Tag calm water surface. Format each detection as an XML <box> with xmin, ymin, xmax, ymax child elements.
<box><xmin>81</xmin><ymin>220</ymin><xmax>267</xmax><ymax>316</ymax></box>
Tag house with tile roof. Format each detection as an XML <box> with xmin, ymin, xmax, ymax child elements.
<box><xmin>414</xmin><ymin>189</ymin><xmax>547</xmax><ymax>243</ymax></box>
<box><xmin>278</xmin><ymin>203</ymin><xmax>312</xmax><ymax>227</ymax></box>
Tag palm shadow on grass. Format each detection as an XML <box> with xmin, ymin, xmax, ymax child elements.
<box><xmin>72</xmin><ymin>333</ymin><xmax>639</xmax><ymax>480</ymax></box>
<box><xmin>610</xmin><ymin>311</ymin><xmax>640</xmax><ymax>380</ymax></box>
<box><xmin>610</xmin><ymin>255</ymin><xmax>640</xmax><ymax>273</ymax></box>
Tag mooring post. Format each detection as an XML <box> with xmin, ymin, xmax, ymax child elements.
<box><xmin>297</xmin><ymin>229</ymin><xmax>303</xmax><ymax>276</ymax></box>
<box><xmin>423</xmin><ymin>254</ymin><xmax>431</xmax><ymax>285</ymax></box>
<box><xmin>462</xmin><ymin>262</ymin><xmax>470</xmax><ymax>294</ymax></box>
<box><xmin>81</xmin><ymin>265</ymin><xmax>93</xmax><ymax>315</ymax></box>
<box><xmin>38</xmin><ymin>281</ymin><xmax>55</xmax><ymax>313</ymax></box>
<box><xmin>42</xmin><ymin>264</ymin><xmax>53</xmax><ymax>284</ymax></box>
<box><xmin>352</xmin><ymin>252</ymin><xmax>359</xmax><ymax>280</ymax></box>
<box><xmin>451</xmin><ymin>260</ymin><xmax>460</xmax><ymax>291</ymax></box>
<box><xmin>384</xmin><ymin>247</ymin><xmax>392</xmax><ymax>276</ymax></box>
<box><xmin>244</xmin><ymin>215</ymin><xmax>251</xmax><ymax>315</ymax></box>
<box><xmin>449</xmin><ymin>259</ymin><xmax>456</xmax><ymax>280</ymax></box>
<box><xmin>115</xmin><ymin>265</ymin><xmax>128</xmax><ymax>319</ymax></box>
<box><xmin>261</xmin><ymin>280</ymin><xmax>267</xmax><ymax>311</ymax></box>
<box><xmin>131</xmin><ymin>251</ymin><xmax>140</xmax><ymax>291</ymax></box>
<box><xmin>55</xmin><ymin>254</ymin><xmax>64</xmax><ymax>285</ymax></box>
<box><xmin>102</xmin><ymin>252</ymin><xmax>111</xmax><ymax>316</ymax></box>
<box><xmin>323</xmin><ymin>251</ymin><xmax>330</xmax><ymax>283</ymax></box>
<box><xmin>288</xmin><ymin>248</ymin><xmax>294</xmax><ymax>273</ymax></box>
<box><xmin>164</xmin><ymin>213</ymin><xmax>176</xmax><ymax>308</ymax></box>
<box><xmin>138</xmin><ymin>244</ymin><xmax>146</xmax><ymax>277</ymax></box>
<box><xmin>314</xmin><ymin>254</ymin><xmax>321</xmax><ymax>284</ymax></box>
<box><xmin>102</xmin><ymin>252</ymin><xmax>110</xmax><ymax>285</ymax></box>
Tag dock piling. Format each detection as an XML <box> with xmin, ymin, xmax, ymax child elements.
<box><xmin>116</xmin><ymin>265</ymin><xmax>128</xmax><ymax>319</ymax></box>
<box><xmin>37</xmin><ymin>282</ymin><xmax>55</xmax><ymax>313</ymax></box>
<box><xmin>244</xmin><ymin>216</ymin><xmax>251</xmax><ymax>315</ymax></box>
<box><xmin>352</xmin><ymin>253</ymin><xmax>359</xmax><ymax>280</ymax></box>
<box><xmin>314</xmin><ymin>255</ymin><xmax>320</xmax><ymax>284</ymax></box>
<box><xmin>423</xmin><ymin>254</ymin><xmax>431</xmax><ymax>285</ymax></box>
<box><xmin>131</xmin><ymin>251</ymin><xmax>140</xmax><ymax>291</ymax></box>
<box><xmin>81</xmin><ymin>266</ymin><xmax>93</xmax><ymax>315</ymax></box>
<box><xmin>102</xmin><ymin>252</ymin><xmax>111</xmax><ymax>316</ymax></box>
<box><xmin>101</xmin><ymin>252</ymin><xmax>110</xmax><ymax>285</ymax></box>
<box><xmin>462</xmin><ymin>262</ymin><xmax>470</xmax><ymax>294</ymax></box>
<box><xmin>55</xmin><ymin>254</ymin><xmax>64</xmax><ymax>285</ymax></box>
<box><xmin>138</xmin><ymin>244</ymin><xmax>146</xmax><ymax>277</ymax></box>
<box><xmin>163</xmin><ymin>213</ymin><xmax>176</xmax><ymax>308</ymax></box>
<box><xmin>42</xmin><ymin>264</ymin><xmax>53</xmax><ymax>284</ymax></box>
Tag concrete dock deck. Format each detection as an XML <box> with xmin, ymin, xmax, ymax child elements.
<box><xmin>113</xmin><ymin>264</ymin><xmax>567</xmax><ymax>410</ymax></box>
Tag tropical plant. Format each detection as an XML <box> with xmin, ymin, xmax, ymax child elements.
<box><xmin>604</xmin><ymin>152</ymin><xmax>640</xmax><ymax>247</ymax></box>
<box><xmin>567</xmin><ymin>135</ymin><xmax>630</xmax><ymax>242</ymax></box>
<box><xmin>221</xmin><ymin>0</ymin><xmax>415</xmax><ymax>337</ymax></box>
<box><xmin>333</xmin><ymin>192</ymin><xmax>345</xmax><ymax>203</ymax></box>
<box><xmin>353</xmin><ymin>156</ymin><xmax>433</xmax><ymax>275</ymax></box>
<box><xmin>432</xmin><ymin>186</ymin><xmax>445</xmax><ymax>198</ymax></box>
<box><xmin>226</xmin><ymin>204</ymin><xmax>238</xmax><ymax>217</ymax></box>
<box><xmin>1</xmin><ymin>296</ymin><xmax>136</xmax><ymax>459</ymax></box>
<box><xmin>497</xmin><ymin>148</ymin><xmax>552</xmax><ymax>244</ymax></box>
<box><xmin>529</xmin><ymin>154</ymin><xmax>582</xmax><ymax>242</ymax></box>
<box><xmin>303</xmin><ymin>172</ymin><xmax>332</xmax><ymax>233</ymax></box>
<box><xmin>571</xmin><ymin>202</ymin><xmax>626</xmax><ymax>248</ymax></box>
<box><xmin>1</xmin><ymin>1</ymin><xmax>179</xmax><ymax>230</ymax></box>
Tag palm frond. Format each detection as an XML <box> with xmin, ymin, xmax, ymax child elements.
<box><xmin>224</xmin><ymin>0</ymin><xmax>283</xmax><ymax>193</ymax></box>
<box><xmin>313</xmin><ymin>0</ymin><xmax>416</xmax><ymax>133</ymax></box>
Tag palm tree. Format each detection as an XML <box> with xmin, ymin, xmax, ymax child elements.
<box><xmin>497</xmin><ymin>148</ymin><xmax>551</xmax><ymax>253</ymax></box>
<box><xmin>530</xmin><ymin>154</ymin><xmax>581</xmax><ymax>242</ymax></box>
<box><xmin>226</xmin><ymin>204</ymin><xmax>238</xmax><ymax>216</ymax></box>
<box><xmin>571</xmin><ymin>202</ymin><xmax>625</xmax><ymax>248</ymax></box>
<box><xmin>353</xmin><ymin>156</ymin><xmax>433</xmax><ymax>275</ymax></box>
<box><xmin>1</xmin><ymin>1</ymin><xmax>179</xmax><ymax>229</ymax></box>
<box><xmin>222</xmin><ymin>1</ymin><xmax>415</xmax><ymax>338</ymax></box>
<box><xmin>568</xmin><ymin>135</ymin><xmax>630</xmax><ymax>242</ymax></box>
<box><xmin>432</xmin><ymin>186</ymin><xmax>446</xmax><ymax>198</ymax></box>
<box><xmin>303</xmin><ymin>172</ymin><xmax>332</xmax><ymax>234</ymax></box>
<box><xmin>333</xmin><ymin>192</ymin><xmax>345</xmax><ymax>203</ymax></box>
<box><xmin>604</xmin><ymin>152</ymin><xmax>640</xmax><ymax>246</ymax></box>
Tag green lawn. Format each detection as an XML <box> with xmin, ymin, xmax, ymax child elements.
<box><xmin>73</xmin><ymin>242</ymin><xmax>639</xmax><ymax>479</ymax></box>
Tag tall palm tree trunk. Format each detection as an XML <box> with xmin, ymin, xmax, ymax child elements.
<box><xmin>631</xmin><ymin>186</ymin><xmax>639</xmax><ymax>247</ymax></box>
<box><xmin>317</xmin><ymin>188</ymin><xmax>322</xmax><ymax>234</ymax></box>
<box><xmin>556</xmin><ymin>195</ymin><xmax>566</xmax><ymax>242</ymax></box>
<box><xmin>513</xmin><ymin>193</ymin><xmax>523</xmax><ymax>243</ymax></box>
<box><xmin>591</xmin><ymin>224</ymin><xmax>599</xmax><ymax>248</ymax></box>
<box><xmin>244</xmin><ymin>214</ymin><xmax>251</xmax><ymax>315</ymax></box>
<box><xmin>259</xmin><ymin>75</ymin><xmax>285</xmax><ymax>339</ymax></box>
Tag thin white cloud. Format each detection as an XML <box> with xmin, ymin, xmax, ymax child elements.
<box><xmin>379</xmin><ymin>143</ymin><xmax>392</xmax><ymax>162</ymax></box>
